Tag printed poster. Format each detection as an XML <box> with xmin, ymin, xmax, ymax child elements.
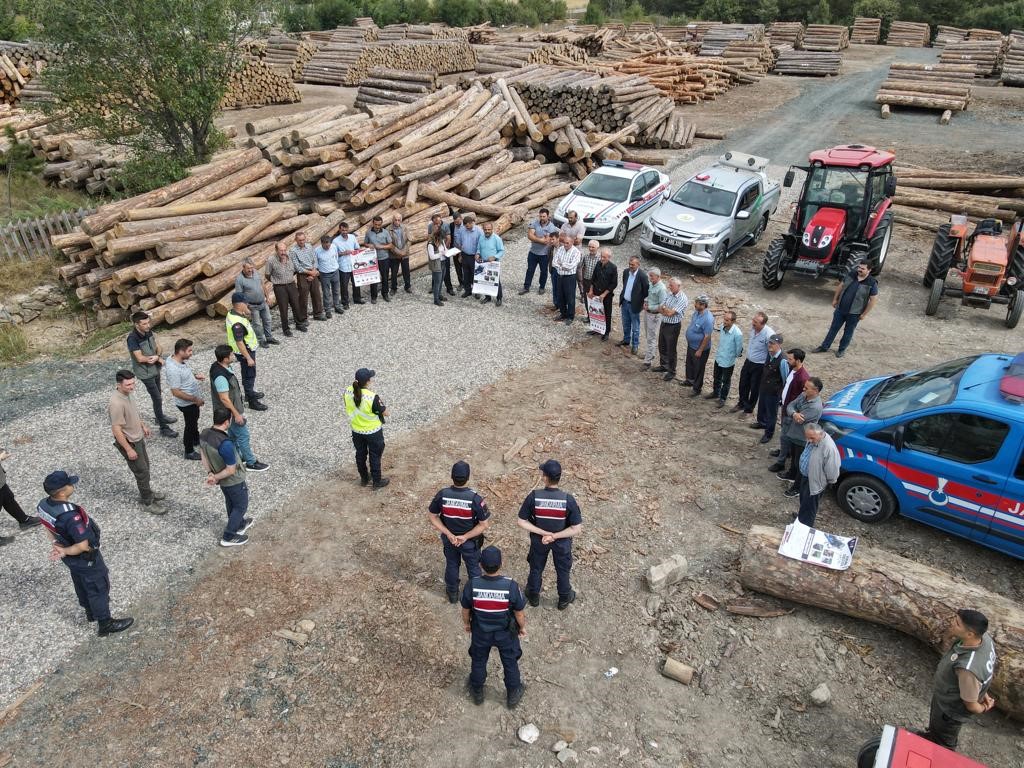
<box><xmin>472</xmin><ymin>260</ymin><xmax>501</xmax><ymax>297</ymax></box>
<box><xmin>588</xmin><ymin>297</ymin><xmax>606</xmax><ymax>335</ymax></box>
<box><xmin>778</xmin><ymin>520</ymin><xmax>858</xmax><ymax>571</ymax></box>
<box><xmin>351</xmin><ymin>248</ymin><xmax>381</xmax><ymax>287</ymax></box>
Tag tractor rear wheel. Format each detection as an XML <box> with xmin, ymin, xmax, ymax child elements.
<box><xmin>1005</xmin><ymin>242</ymin><xmax>1024</xmax><ymax>294</ymax></box>
<box><xmin>761</xmin><ymin>236</ymin><xmax>788</xmax><ymax>290</ymax></box>
<box><xmin>925</xmin><ymin>278</ymin><xmax>944</xmax><ymax>316</ymax></box>
<box><xmin>1007</xmin><ymin>289</ymin><xmax>1024</xmax><ymax>329</ymax></box>
<box><xmin>923</xmin><ymin>223</ymin><xmax>956</xmax><ymax>289</ymax></box>
<box><xmin>866</xmin><ymin>211</ymin><xmax>892</xmax><ymax>276</ymax></box>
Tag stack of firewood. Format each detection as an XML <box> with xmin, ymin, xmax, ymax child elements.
<box><xmin>802</xmin><ymin>24</ymin><xmax>849</xmax><ymax>51</ymax></box>
<box><xmin>773</xmin><ymin>49</ymin><xmax>842</xmax><ymax>76</ymax></box>
<box><xmin>221</xmin><ymin>57</ymin><xmax>301</xmax><ymax>109</ymax></box>
<box><xmin>1003</xmin><ymin>35</ymin><xmax>1024</xmax><ymax>85</ymax></box>
<box><xmin>767</xmin><ymin>22</ymin><xmax>805</xmax><ymax>48</ymax></box>
<box><xmin>354</xmin><ymin>68</ymin><xmax>439</xmax><ymax>108</ymax></box>
<box><xmin>261</xmin><ymin>36</ymin><xmax>320</xmax><ymax>80</ymax></box>
<box><xmin>0</xmin><ymin>40</ymin><xmax>53</xmax><ymax>105</ymax></box>
<box><xmin>890</xmin><ymin>164</ymin><xmax>1024</xmax><ymax>229</ymax></box>
<box><xmin>934</xmin><ymin>26</ymin><xmax>968</xmax><ymax>46</ymax></box>
<box><xmin>886</xmin><ymin>21</ymin><xmax>931</xmax><ymax>47</ymax></box>
<box><xmin>939</xmin><ymin>38</ymin><xmax>1006</xmax><ymax>77</ymax></box>
<box><xmin>472</xmin><ymin>41</ymin><xmax>587</xmax><ymax>74</ymax></box>
<box><xmin>850</xmin><ymin>18</ymin><xmax>881</xmax><ymax>44</ymax></box>
<box><xmin>876</xmin><ymin>62</ymin><xmax>972</xmax><ymax>123</ymax></box>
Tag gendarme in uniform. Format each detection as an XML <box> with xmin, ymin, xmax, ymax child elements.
<box><xmin>428</xmin><ymin>460</ymin><xmax>490</xmax><ymax>602</ymax></box>
<box><xmin>929</xmin><ymin>630</ymin><xmax>997</xmax><ymax>748</ymax></box>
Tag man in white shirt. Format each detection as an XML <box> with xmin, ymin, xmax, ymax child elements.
<box><xmin>331</xmin><ymin>221</ymin><xmax>362</xmax><ymax>307</ymax></box>
<box><xmin>551</xmin><ymin>234</ymin><xmax>582</xmax><ymax>326</ymax></box>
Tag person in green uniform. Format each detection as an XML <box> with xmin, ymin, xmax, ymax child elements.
<box><xmin>917</xmin><ymin>609</ymin><xmax>997</xmax><ymax>750</ymax></box>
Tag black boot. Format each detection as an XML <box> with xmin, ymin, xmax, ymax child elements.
<box><xmin>506</xmin><ymin>685</ymin><xmax>525</xmax><ymax>709</ymax></box>
<box><xmin>98</xmin><ymin>617</ymin><xmax>134</xmax><ymax>636</ymax></box>
<box><xmin>372</xmin><ymin>477</ymin><xmax>390</xmax><ymax>489</ymax></box>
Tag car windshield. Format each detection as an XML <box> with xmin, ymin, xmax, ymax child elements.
<box><xmin>867</xmin><ymin>356</ymin><xmax>978</xmax><ymax>420</ymax></box>
<box><xmin>805</xmin><ymin>167</ymin><xmax>868</xmax><ymax>207</ymax></box>
<box><xmin>671</xmin><ymin>182</ymin><xmax>736</xmax><ymax>216</ymax></box>
<box><xmin>575</xmin><ymin>173</ymin><xmax>630</xmax><ymax>202</ymax></box>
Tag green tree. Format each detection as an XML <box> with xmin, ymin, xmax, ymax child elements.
<box><xmin>621</xmin><ymin>1</ymin><xmax>649</xmax><ymax>23</ymax></box>
<box><xmin>316</xmin><ymin>0</ymin><xmax>359</xmax><ymax>27</ymax></box>
<box><xmin>750</xmin><ymin>0</ymin><xmax>779</xmax><ymax>23</ymax></box>
<box><xmin>808</xmin><ymin>0</ymin><xmax>831</xmax><ymax>22</ymax></box>
<box><xmin>698</xmin><ymin>0</ymin><xmax>742</xmax><ymax>22</ymax></box>
<box><xmin>40</xmin><ymin>0</ymin><xmax>270</xmax><ymax>163</ymax></box>
<box><xmin>851</xmin><ymin>0</ymin><xmax>898</xmax><ymax>36</ymax></box>
<box><xmin>0</xmin><ymin>0</ymin><xmax>39</xmax><ymax>40</ymax></box>
<box><xmin>582</xmin><ymin>2</ymin><xmax>607</xmax><ymax>23</ymax></box>
<box><xmin>963</xmin><ymin>0</ymin><xmax>1024</xmax><ymax>31</ymax></box>
<box><xmin>433</xmin><ymin>0</ymin><xmax>487</xmax><ymax>25</ymax></box>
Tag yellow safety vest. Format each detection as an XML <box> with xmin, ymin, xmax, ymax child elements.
<box><xmin>225</xmin><ymin>311</ymin><xmax>258</xmax><ymax>354</ymax></box>
<box><xmin>344</xmin><ymin>385</ymin><xmax>383</xmax><ymax>434</ymax></box>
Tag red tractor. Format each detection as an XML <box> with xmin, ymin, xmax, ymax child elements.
<box><xmin>762</xmin><ymin>144</ymin><xmax>896</xmax><ymax>290</ymax></box>
<box><xmin>923</xmin><ymin>215</ymin><xmax>1024</xmax><ymax>329</ymax></box>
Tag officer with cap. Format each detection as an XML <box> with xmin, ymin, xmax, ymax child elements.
<box><xmin>344</xmin><ymin>367</ymin><xmax>389</xmax><ymax>489</ymax></box>
<box><xmin>36</xmin><ymin>471</ymin><xmax>134</xmax><ymax>636</ymax></box>
<box><xmin>461</xmin><ymin>545</ymin><xmax>527</xmax><ymax>708</ymax></box>
<box><xmin>226</xmin><ymin>293</ymin><xmax>266</xmax><ymax>409</ymax></box>
<box><xmin>517</xmin><ymin>459</ymin><xmax>583</xmax><ymax>610</ymax></box>
<box><xmin>428</xmin><ymin>460</ymin><xmax>491</xmax><ymax>603</ymax></box>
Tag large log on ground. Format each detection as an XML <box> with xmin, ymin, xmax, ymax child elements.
<box><xmin>739</xmin><ymin>525</ymin><xmax>1024</xmax><ymax>720</ymax></box>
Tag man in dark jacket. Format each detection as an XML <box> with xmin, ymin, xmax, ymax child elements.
<box><xmin>588</xmin><ymin>247</ymin><xmax>618</xmax><ymax>341</ymax></box>
<box><xmin>768</xmin><ymin>348</ymin><xmax>809</xmax><ymax>474</ymax></box>
<box><xmin>617</xmin><ymin>254</ymin><xmax>649</xmax><ymax>354</ymax></box>
<box><xmin>779</xmin><ymin>377</ymin><xmax>825</xmax><ymax>497</ymax></box>
<box><xmin>813</xmin><ymin>261</ymin><xmax>878</xmax><ymax>358</ymax></box>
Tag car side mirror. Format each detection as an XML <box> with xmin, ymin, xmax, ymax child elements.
<box><xmin>885</xmin><ymin>176</ymin><xmax>897</xmax><ymax>197</ymax></box>
<box><xmin>783</xmin><ymin>169</ymin><xmax>795</xmax><ymax>188</ymax></box>
<box><xmin>736</xmin><ymin>210</ymin><xmax>750</xmax><ymax>220</ymax></box>
<box><xmin>893</xmin><ymin>424</ymin><xmax>905</xmax><ymax>451</ymax></box>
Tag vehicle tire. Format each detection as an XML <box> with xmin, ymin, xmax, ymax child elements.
<box><xmin>703</xmin><ymin>242</ymin><xmax>727</xmax><ymax>276</ymax></box>
<box><xmin>749</xmin><ymin>214</ymin><xmax>769</xmax><ymax>246</ymax></box>
<box><xmin>923</xmin><ymin>223</ymin><xmax>956</xmax><ymax>289</ymax></box>
<box><xmin>837</xmin><ymin>474</ymin><xmax>896</xmax><ymax>523</ymax></box>
<box><xmin>866</xmin><ymin>211</ymin><xmax>892</xmax><ymax>276</ymax></box>
<box><xmin>1004</xmin><ymin>242</ymin><xmax>1024</xmax><ymax>295</ymax></box>
<box><xmin>925</xmin><ymin>278</ymin><xmax>944</xmax><ymax>316</ymax></box>
<box><xmin>761</xmin><ymin>236</ymin><xmax>788</xmax><ymax>290</ymax></box>
<box><xmin>1007</xmin><ymin>289</ymin><xmax>1024</xmax><ymax>329</ymax></box>
<box><xmin>856</xmin><ymin>738</ymin><xmax>881</xmax><ymax>768</ymax></box>
<box><xmin>611</xmin><ymin>217</ymin><xmax>629</xmax><ymax>245</ymax></box>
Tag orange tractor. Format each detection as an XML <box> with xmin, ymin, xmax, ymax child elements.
<box><xmin>923</xmin><ymin>215</ymin><xmax>1024</xmax><ymax>329</ymax></box>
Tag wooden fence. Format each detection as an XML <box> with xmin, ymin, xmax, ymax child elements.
<box><xmin>0</xmin><ymin>208</ymin><xmax>93</xmax><ymax>262</ymax></box>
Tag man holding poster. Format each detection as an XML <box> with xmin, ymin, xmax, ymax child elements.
<box><xmin>588</xmin><ymin>247</ymin><xmax>618</xmax><ymax>341</ymax></box>
<box><xmin>474</xmin><ymin>222</ymin><xmax>505</xmax><ymax>307</ymax></box>
<box><xmin>587</xmin><ymin>296</ymin><xmax>606</xmax><ymax>336</ymax></box>
<box><xmin>350</xmin><ymin>248</ymin><xmax>382</xmax><ymax>297</ymax></box>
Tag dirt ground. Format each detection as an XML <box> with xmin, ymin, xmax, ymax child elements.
<box><xmin>4</xmin><ymin>44</ymin><xmax>1024</xmax><ymax>768</ymax></box>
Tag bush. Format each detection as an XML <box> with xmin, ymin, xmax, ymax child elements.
<box><xmin>963</xmin><ymin>0</ymin><xmax>1024</xmax><ymax>31</ymax></box>
<box><xmin>698</xmin><ymin>0</ymin><xmax>742</xmax><ymax>22</ymax></box>
<box><xmin>620</xmin><ymin>1</ymin><xmax>649</xmax><ymax>23</ymax></box>
<box><xmin>315</xmin><ymin>0</ymin><xmax>358</xmax><ymax>27</ymax></box>
<box><xmin>114</xmin><ymin>151</ymin><xmax>194</xmax><ymax>197</ymax></box>
<box><xmin>280</xmin><ymin>3</ymin><xmax>318</xmax><ymax>31</ymax></box>
<box><xmin>433</xmin><ymin>0</ymin><xmax>487</xmax><ymax>25</ymax></box>
<box><xmin>582</xmin><ymin>3</ymin><xmax>607</xmax><ymax>23</ymax></box>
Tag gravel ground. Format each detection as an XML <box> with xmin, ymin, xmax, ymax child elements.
<box><xmin>0</xmin><ymin>229</ymin><xmax>611</xmax><ymax>708</ymax></box>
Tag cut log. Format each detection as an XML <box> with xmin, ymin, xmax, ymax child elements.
<box><xmin>739</xmin><ymin>525</ymin><xmax>1024</xmax><ymax>721</ymax></box>
<box><xmin>126</xmin><ymin>197</ymin><xmax>268</xmax><ymax>221</ymax></box>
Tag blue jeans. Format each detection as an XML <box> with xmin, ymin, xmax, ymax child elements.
<box><xmin>820</xmin><ymin>310</ymin><xmax>861</xmax><ymax>353</ymax></box>
<box><xmin>319</xmin><ymin>270</ymin><xmax>342</xmax><ymax>312</ymax></box>
<box><xmin>431</xmin><ymin>269</ymin><xmax>443</xmax><ymax>302</ymax></box>
<box><xmin>524</xmin><ymin>251</ymin><xmax>548</xmax><ymax>290</ymax></box>
<box><xmin>526</xmin><ymin>536</ymin><xmax>573</xmax><ymax>598</ymax></box>
<box><xmin>621</xmin><ymin>303</ymin><xmax>640</xmax><ymax>348</ymax></box>
<box><xmin>797</xmin><ymin>477</ymin><xmax>821</xmax><ymax>528</ymax></box>
<box><xmin>442</xmin><ymin>535</ymin><xmax>481</xmax><ymax>593</ymax></box>
<box><xmin>227</xmin><ymin>420</ymin><xmax>256</xmax><ymax>465</ymax></box>
<box><xmin>221</xmin><ymin>482</ymin><xmax>249</xmax><ymax>538</ymax></box>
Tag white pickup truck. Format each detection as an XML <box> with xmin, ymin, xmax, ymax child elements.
<box><xmin>639</xmin><ymin>152</ymin><xmax>781</xmax><ymax>275</ymax></box>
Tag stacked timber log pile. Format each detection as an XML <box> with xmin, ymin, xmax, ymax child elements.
<box><xmin>556</xmin><ymin>26</ymin><xmax>620</xmax><ymax>56</ymax></box>
<box><xmin>876</xmin><ymin>62</ymin><xmax>972</xmax><ymax>123</ymax></box>
<box><xmin>221</xmin><ymin>57</ymin><xmax>301</xmax><ymax>109</ymax></box>
<box><xmin>599</xmin><ymin>54</ymin><xmax>737</xmax><ymax>104</ymax></box>
<box><xmin>1003</xmin><ymin>36</ymin><xmax>1024</xmax><ymax>85</ymax></box>
<box><xmin>36</xmin><ymin>133</ymin><xmax>128</xmax><ymax>195</ymax></box>
<box><xmin>301</xmin><ymin>25</ymin><xmax>375</xmax><ymax>84</ymax></box>
<box><xmin>354</xmin><ymin>68</ymin><xmax>438</xmax><ymax>108</ymax></box>
<box><xmin>262</xmin><ymin>36</ymin><xmax>320</xmax><ymax>80</ymax></box>
<box><xmin>0</xmin><ymin>106</ymin><xmax>55</xmax><ymax>154</ymax></box>
<box><xmin>472</xmin><ymin>41</ymin><xmax>587</xmax><ymax>73</ymax></box>
<box><xmin>699</xmin><ymin>24</ymin><xmax>765</xmax><ymax>56</ymax></box>
<box><xmin>934</xmin><ymin>26</ymin><xmax>968</xmax><ymax>46</ymax></box>
<box><xmin>597</xmin><ymin>33</ymin><xmax>685</xmax><ymax>63</ymax></box>
<box><xmin>886</xmin><ymin>21</ymin><xmax>931</xmax><ymax>47</ymax></box>
<box><xmin>773</xmin><ymin>49</ymin><xmax>842</xmax><ymax>76</ymax></box>
<box><xmin>353</xmin><ymin>17</ymin><xmax>378</xmax><ymax>30</ymax></box>
<box><xmin>658</xmin><ymin>26</ymin><xmax>701</xmax><ymax>43</ymax></box>
<box><xmin>718</xmin><ymin>39</ymin><xmax>776</xmax><ymax>74</ymax></box>
<box><xmin>342</xmin><ymin>40</ymin><xmax>476</xmax><ymax>84</ymax></box>
<box><xmin>968</xmin><ymin>28</ymin><xmax>1004</xmax><ymax>41</ymax></box>
<box><xmin>801</xmin><ymin>24</ymin><xmax>849</xmax><ymax>51</ymax></box>
<box><xmin>767</xmin><ymin>22</ymin><xmax>804</xmax><ymax>48</ymax></box>
<box><xmin>889</xmin><ymin>165</ymin><xmax>1024</xmax><ymax>230</ymax></box>
<box><xmin>939</xmin><ymin>38</ymin><xmax>1006</xmax><ymax>77</ymax></box>
<box><xmin>465</xmin><ymin>23</ymin><xmax>496</xmax><ymax>45</ymax></box>
<box><xmin>850</xmin><ymin>17</ymin><xmax>881</xmax><ymax>44</ymax></box>
<box><xmin>0</xmin><ymin>41</ymin><xmax>54</xmax><ymax>105</ymax></box>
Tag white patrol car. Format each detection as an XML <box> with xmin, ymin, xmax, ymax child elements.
<box><xmin>552</xmin><ymin>161</ymin><xmax>671</xmax><ymax>245</ymax></box>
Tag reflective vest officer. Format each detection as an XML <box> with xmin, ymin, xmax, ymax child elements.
<box><xmin>516</xmin><ymin>459</ymin><xmax>583</xmax><ymax>610</ymax></box>
<box><xmin>36</xmin><ymin>470</ymin><xmax>134</xmax><ymax>637</ymax></box>
<box><xmin>461</xmin><ymin>545</ymin><xmax>526</xmax><ymax>709</ymax></box>
<box><xmin>343</xmin><ymin>367</ymin><xmax>389</xmax><ymax>489</ymax></box>
<box><xmin>226</xmin><ymin>293</ymin><xmax>266</xmax><ymax>409</ymax></box>
<box><xmin>428</xmin><ymin>460</ymin><xmax>491</xmax><ymax>603</ymax></box>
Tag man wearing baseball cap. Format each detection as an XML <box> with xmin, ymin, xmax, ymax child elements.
<box><xmin>36</xmin><ymin>471</ymin><xmax>134</xmax><ymax>636</ymax></box>
<box><xmin>461</xmin><ymin>545</ymin><xmax>527</xmax><ymax>708</ymax></box>
<box><xmin>428</xmin><ymin>461</ymin><xmax>491</xmax><ymax>603</ymax></box>
<box><xmin>516</xmin><ymin>459</ymin><xmax>583</xmax><ymax>610</ymax></box>
<box><xmin>225</xmin><ymin>293</ymin><xmax>266</xmax><ymax>410</ymax></box>
<box><xmin>344</xmin><ymin>368</ymin><xmax>389</xmax><ymax>489</ymax></box>
<box><xmin>755</xmin><ymin>334</ymin><xmax>789</xmax><ymax>446</ymax></box>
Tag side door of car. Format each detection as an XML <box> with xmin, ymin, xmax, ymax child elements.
<box><xmin>977</xmin><ymin>427</ymin><xmax>1024</xmax><ymax>559</ymax></box>
<box><xmin>735</xmin><ymin>181</ymin><xmax>762</xmax><ymax>242</ymax></box>
<box><xmin>882</xmin><ymin>411</ymin><xmax>1010</xmax><ymax>544</ymax></box>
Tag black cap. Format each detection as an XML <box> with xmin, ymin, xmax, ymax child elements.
<box><xmin>480</xmin><ymin>546</ymin><xmax>502</xmax><ymax>570</ymax></box>
<box><xmin>231</xmin><ymin>291</ymin><xmax>246</xmax><ymax>304</ymax></box>
<box><xmin>539</xmin><ymin>459</ymin><xmax>562</xmax><ymax>479</ymax></box>
<box><xmin>355</xmin><ymin>368</ymin><xmax>375</xmax><ymax>384</ymax></box>
<box><xmin>451</xmin><ymin>460</ymin><xmax>470</xmax><ymax>482</ymax></box>
<box><xmin>768</xmin><ymin>334</ymin><xmax>784</xmax><ymax>345</ymax></box>
<box><xmin>43</xmin><ymin>470</ymin><xmax>79</xmax><ymax>494</ymax></box>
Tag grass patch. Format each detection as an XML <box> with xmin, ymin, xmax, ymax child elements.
<box><xmin>0</xmin><ymin>173</ymin><xmax>95</xmax><ymax>225</ymax></box>
<box><xmin>0</xmin><ymin>324</ymin><xmax>29</xmax><ymax>364</ymax></box>
<box><xmin>0</xmin><ymin>253</ymin><xmax>61</xmax><ymax>298</ymax></box>
<box><xmin>74</xmin><ymin>320</ymin><xmax>132</xmax><ymax>356</ymax></box>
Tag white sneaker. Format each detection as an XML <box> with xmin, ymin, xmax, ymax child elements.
<box><xmin>219</xmin><ymin>534</ymin><xmax>249</xmax><ymax>547</ymax></box>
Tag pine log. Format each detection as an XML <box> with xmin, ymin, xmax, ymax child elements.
<box><xmin>125</xmin><ymin>197</ymin><xmax>268</xmax><ymax>221</ymax></box>
<box><xmin>418</xmin><ymin>182</ymin><xmax>526</xmax><ymax>221</ymax></box>
<box><xmin>739</xmin><ymin>525</ymin><xmax>1024</xmax><ymax>721</ymax></box>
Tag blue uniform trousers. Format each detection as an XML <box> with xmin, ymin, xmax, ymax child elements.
<box><xmin>221</xmin><ymin>482</ymin><xmax>249</xmax><ymax>539</ymax></box>
<box><xmin>66</xmin><ymin>552</ymin><xmax>111</xmax><ymax>622</ymax></box>
<box><xmin>442</xmin><ymin>535</ymin><xmax>481</xmax><ymax>594</ymax></box>
<box><xmin>526</xmin><ymin>536</ymin><xmax>573</xmax><ymax>598</ymax></box>
<box><xmin>234</xmin><ymin>350</ymin><xmax>257</xmax><ymax>400</ymax></box>
<box><xmin>469</xmin><ymin>628</ymin><xmax>522</xmax><ymax>691</ymax></box>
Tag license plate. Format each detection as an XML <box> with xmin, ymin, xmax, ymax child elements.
<box><xmin>973</xmin><ymin>286</ymin><xmax>989</xmax><ymax>295</ymax></box>
<box><xmin>655</xmin><ymin>234</ymin><xmax>690</xmax><ymax>253</ymax></box>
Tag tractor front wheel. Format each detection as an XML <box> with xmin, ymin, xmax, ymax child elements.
<box><xmin>761</xmin><ymin>236</ymin><xmax>788</xmax><ymax>290</ymax></box>
<box><xmin>925</xmin><ymin>278</ymin><xmax>944</xmax><ymax>316</ymax></box>
<box><xmin>1007</xmin><ymin>290</ymin><xmax>1024</xmax><ymax>329</ymax></box>
<box><xmin>923</xmin><ymin>223</ymin><xmax>956</xmax><ymax>289</ymax></box>
<box><xmin>866</xmin><ymin>211</ymin><xmax>892</xmax><ymax>276</ymax></box>
<box><xmin>1005</xmin><ymin>242</ymin><xmax>1024</xmax><ymax>295</ymax></box>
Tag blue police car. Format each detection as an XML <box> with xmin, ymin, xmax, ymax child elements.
<box><xmin>820</xmin><ymin>352</ymin><xmax>1024</xmax><ymax>561</ymax></box>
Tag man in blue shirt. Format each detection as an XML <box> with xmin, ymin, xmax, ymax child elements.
<box><xmin>683</xmin><ymin>295</ymin><xmax>715</xmax><ymax>396</ymax></box>
<box><xmin>520</xmin><ymin>208</ymin><xmax>557</xmax><ymax>296</ymax></box>
<box><xmin>706</xmin><ymin>310</ymin><xmax>744</xmax><ymax>408</ymax></box>
<box><xmin>458</xmin><ymin>215</ymin><xmax>482</xmax><ymax>298</ymax></box>
<box><xmin>332</xmin><ymin>221</ymin><xmax>361</xmax><ymax>307</ymax></box>
<box><xmin>813</xmin><ymin>261</ymin><xmax>879</xmax><ymax>358</ymax></box>
<box><xmin>315</xmin><ymin>234</ymin><xmax>343</xmax><ymax>318</ymax></box>
<box><xmin>362</xmin><ymin>216</ymin><xmax>393</xmax><ymax>304</ymax></box>
<box><xmin>476</xmin><ymin>221</ymin><xmax>505</xmax><ymax>306</ymax></box>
